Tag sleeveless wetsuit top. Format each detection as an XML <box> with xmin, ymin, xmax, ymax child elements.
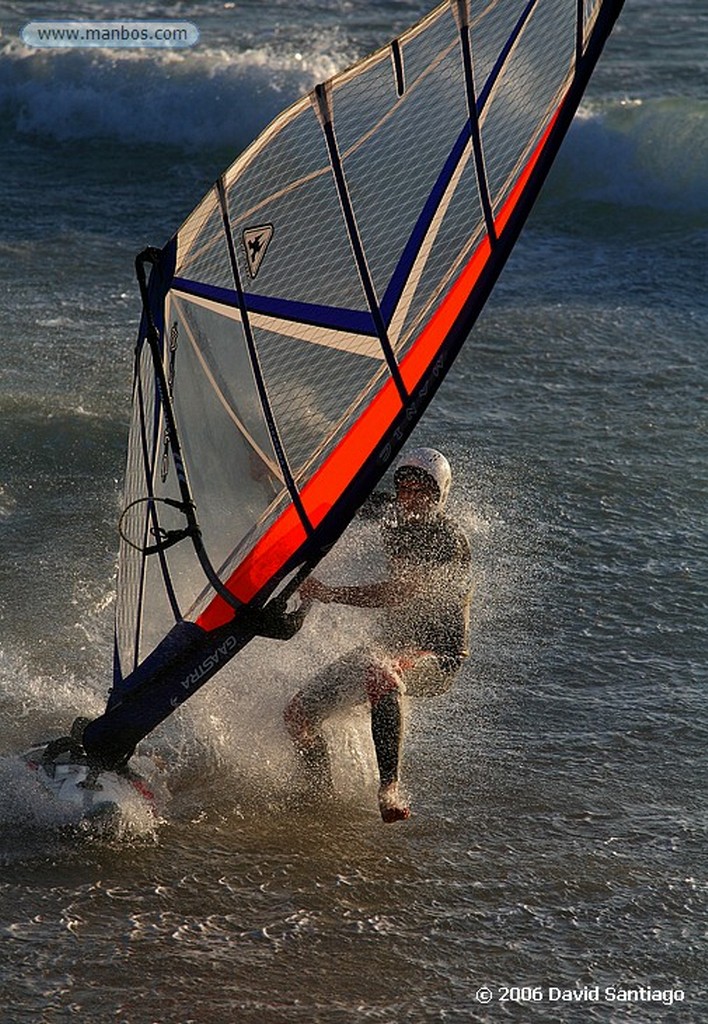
<box><xmin>375</xmin><ymin>505</ymin><xmax>472</xmax><ymax>662</ymax></box>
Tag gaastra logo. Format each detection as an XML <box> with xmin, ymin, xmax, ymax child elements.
<box><xmin>170</xmin><ymin>635</ymin><xmax>239</xmax><ymax>708</ymax></box>
<box><xmin>378</xmin><ymin>353</ymin><xmax>445</xmax><ymax>464</ymax></box>
<box><xmin>242</xmin><ymin>224</ymin><xmax>274</xmax><ymax>278</ymax></box>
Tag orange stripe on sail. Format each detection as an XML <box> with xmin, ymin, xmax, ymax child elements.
<box><xmin>299</xmin><ymin>375</ymin><xmax>402</xmax><ymax>529</ymax></box>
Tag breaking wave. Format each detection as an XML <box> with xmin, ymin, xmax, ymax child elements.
<box><xmin>0</xmin><ymin>36</ymin><xmax>348</xmax><ymax>151</ymax></box>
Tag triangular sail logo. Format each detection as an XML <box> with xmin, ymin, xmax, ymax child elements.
<box><xmin>242</xmin><ymin>224</ymin><xmax>274</xmax><ymax>279</ymax></box>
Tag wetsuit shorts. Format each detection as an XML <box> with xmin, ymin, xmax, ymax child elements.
<box><xmin>294</xmin><ymin>645</ymin><xmax>455</xmax><ymax>731</ymax></box>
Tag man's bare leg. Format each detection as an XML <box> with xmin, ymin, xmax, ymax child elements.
<box><xmin>369</xmin><ymin>682</ymin><xmax>410</xmax><ymax>823</ymax></box>
<box><xmin>284</xmin><ymin>692</ymin><xmax>333</xmax><ymax>798</ymax></box>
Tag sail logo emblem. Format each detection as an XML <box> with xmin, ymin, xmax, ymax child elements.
<box><xmin>242</xmin><ymin>224</ymin><xmax>274</xmax><ymax>278</ymax></box>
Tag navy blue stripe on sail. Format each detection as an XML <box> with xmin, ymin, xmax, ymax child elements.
<box><xmin>478</xmin><ymin>0</ymin><xmax>540</xmax><ymax>109</ymax></box>
<box><xmin>172</xmin><ymin>277</ymin><xmax>377</xmax><ymax>337</ymax></box>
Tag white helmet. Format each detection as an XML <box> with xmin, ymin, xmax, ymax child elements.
<box><xmin>393</xmin><ymin>447</ymin><xmax>452</xmax><ymax>512</ymax></box>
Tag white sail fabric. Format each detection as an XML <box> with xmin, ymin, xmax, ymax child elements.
<box><xmin>114</xmin><ymin>0</ymin><xmax>620</xmax><ymax>683</ymax></box>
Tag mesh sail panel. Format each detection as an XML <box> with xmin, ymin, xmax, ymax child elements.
<box><xmin>479</xmin><ymin>1</ymin><xmax>577</xmax><ymax>214</ymax></box>
<box><xmin>249</xmin><ymin>324</ymin><xmax>386</xmax><ymax>483</ymax></box>
<box><xmin>114</xmin><ymin>0</ymin><xmax>623</xmax><ymax>685</ymax></box>
<box><xmin>176</xmin><ymin>191</ymin><xmax>231</xmax><ymax>289</ymax></box>
<box><xmin>168</xmin><ymin>294</ymin><xmax>286</xmax><ymax>587</ymax></box>
<box><xmin>114</xmin><ymin>342</ymin><xmax>157</xmax><ymax>677</ymax></box>
<box><xmin>115</xmin><ymin>330</ymin><xmax>189</xmax><ymax>676</ymax></box>
<box><xmin>226</xmin><ymin>105</ymin><xmax>368</xmax><ymax>311</ymax></box>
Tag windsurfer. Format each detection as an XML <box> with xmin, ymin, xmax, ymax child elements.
<box><xmin>284</xmin><ymin>448</ymin><xmax>472</xmax><ymax>823</ymax></box>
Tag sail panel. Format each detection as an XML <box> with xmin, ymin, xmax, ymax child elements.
<box><xmin>169</xmin><ymin>292</ymin><xmax>286</xmax><ymax>552</ymax></box>
<box><xmin>479</xmin><ymin>0</ymin><xmax>577</xmax><ymax>214</ymax></box>
<box><xmin>175</xmin><ymin>189</ymin><xmax>231</xmax><ymax>291</ymax></box>
<box><xmin>224</xmin><ymin>106</ymin><xmax>369</xmax><ymax>313</ymax></box>
<box><xmin>332</xmin><ymin>5</ymin><xmax>475</xmax><ymax>321</ymax></box>
<box><xmin>114</xmin><ymin>327</ymin><xmax>191</xmax><ymax>680</ymax></box>
<box><xmin>248</xmin><ymin>322</ymin><xmax>388</xmax><ymax>482</ymax></box>
<box><xmin>114</xmin><ymin>341</ymin><xmax>157</xmax><ymax>679</ymax></box>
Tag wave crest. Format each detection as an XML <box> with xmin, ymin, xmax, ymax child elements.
<box><xmin>0</xmin><ymin>38</ymin><xmax>347</xmax><ymax>148</ymax></box>
<box><xmin>553</xmin><ymin>98</ymin><xmax>708</xmax><ymax>216</ymax></box>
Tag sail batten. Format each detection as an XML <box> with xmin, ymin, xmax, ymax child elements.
<box><xmin>81</xmin><ymin>0</ymin><xmax>625</xmax><ymax>769</ymax></box>
<box><xmin>313</xmin><ymin>83</ymin><xmax>409</xmax><ymax>401</ymax></box>
<box><xmin>216</xmin><ymin>176</ymin><xmax>315</xmax><ymax>543</ymax></box>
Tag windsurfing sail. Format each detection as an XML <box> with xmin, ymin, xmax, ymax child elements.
<box><xmin>83</xmin><ymin>0</ymin><xmax>624</xmax><ymax>768</ymax></box>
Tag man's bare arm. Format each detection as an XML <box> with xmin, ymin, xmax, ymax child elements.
<box><xmin>301</xmin><ymin>574</ymin><xmax>416</xmax><ymax>608</ymax></box>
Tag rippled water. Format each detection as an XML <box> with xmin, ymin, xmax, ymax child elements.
<box><xmin>0</xmin><ymin>1</ymin><xmax>706</xmax><ymax>1020</ymax></box>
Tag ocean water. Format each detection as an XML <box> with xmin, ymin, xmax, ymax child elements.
<box><xmin>0</xmin><ymin>1</ymin><xmax>706</xmax><ymax>1021</ymax></box>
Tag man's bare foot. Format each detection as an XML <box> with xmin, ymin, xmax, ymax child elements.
<box><xmin>378</xmin><ymin>781</ymin><xmax>410</xmax><ymax>823</ymax></box>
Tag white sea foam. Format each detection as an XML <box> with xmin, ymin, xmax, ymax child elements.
<box><xmin>3</xmin><ymin>36</ymin><xmax>704</xmax><ymax>225</ymax></box>
<box><xmin>554</xmin><ymin>98</ymin><xmax>708</xmax><ymax>215</ymax></box>
<box><xmin>0</xmin><ymin>647</ymin><xmax>103</xmax><ymax>748</ymax></box>
<box><xmin>0</xmin><ymin>37</ymin><xmax>347</xmax><ymax>148</ymax></box>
